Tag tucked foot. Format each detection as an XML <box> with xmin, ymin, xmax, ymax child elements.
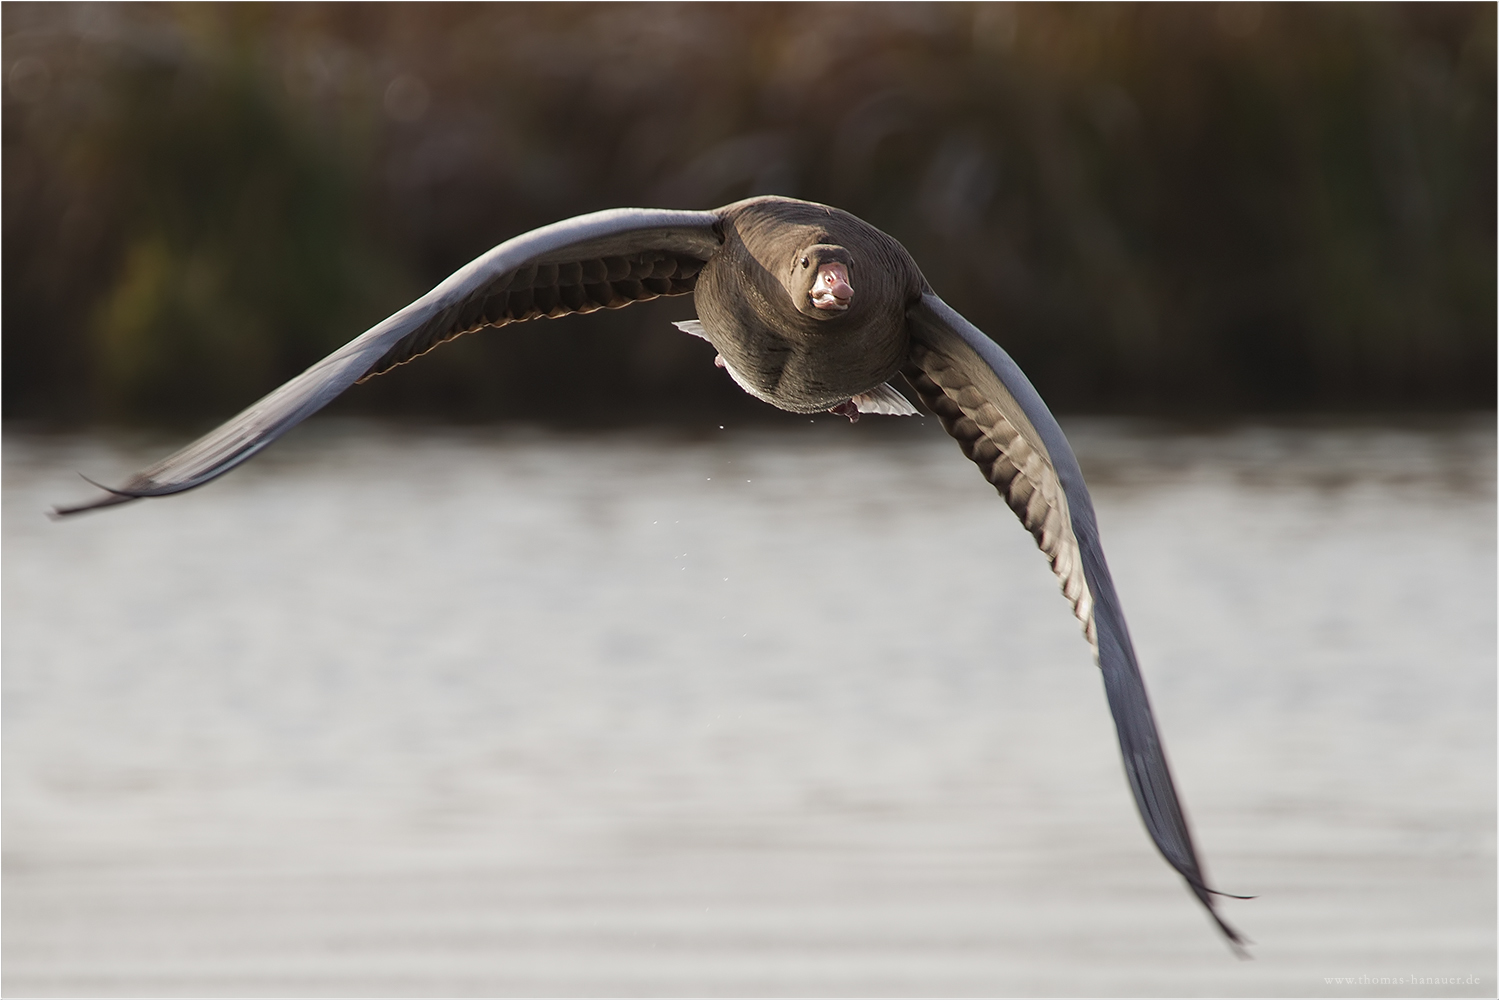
<box><xmin>828</xmin><ymin>400</ymin><xmax>860</xmax><ymax>422</ymax></box>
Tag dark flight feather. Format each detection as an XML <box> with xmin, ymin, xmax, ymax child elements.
<box><xmin>51</xmin><ymin>209</ymin><xmax>720</xmax><ymax>516</ymax></box>
<box><xmin>906</xmin><ymin>293</ymin><xmax>1247</xmax><ymax>953</ymax></box>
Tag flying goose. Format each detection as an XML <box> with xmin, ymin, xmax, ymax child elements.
<box><xmin>53</xmin><ymin>195</ymin><xmax>1248</xmax><ymax>951</ymax></box>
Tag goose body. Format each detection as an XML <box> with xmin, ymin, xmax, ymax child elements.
<box><xmin>697</xmin><ymin>198</ymin><xmax>921</xmax><ymax>412</ymax></box>
<box><xmin>52</xmin><ymin>195</ymin><xmax>1247</xmax><ymax>952</ymax></box>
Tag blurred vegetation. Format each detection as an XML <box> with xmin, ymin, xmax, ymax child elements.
<box><xmin>4</xmin><ymin>2</ymin><xmax>1493</xmax><ymax>426</ymax></box>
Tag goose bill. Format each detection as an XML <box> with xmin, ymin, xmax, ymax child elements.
<box><xmin>810</xmin><ymin>263</ymin><xmax>852</xmax><ymax>311</ymax></box>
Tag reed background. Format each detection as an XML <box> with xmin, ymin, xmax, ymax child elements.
<box><xmin>4</xmin><ymin>2</ymin><xmax>1494</xmax><ymax>427</ymax></box>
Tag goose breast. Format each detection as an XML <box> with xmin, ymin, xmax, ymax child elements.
<box><xmin>693</xmin><ymin>196</ymin><xmax>924</xmax><ymax>413</ymax></box>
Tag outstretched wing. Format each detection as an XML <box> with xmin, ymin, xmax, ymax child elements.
<box><xmin>903</xmin><ymin>292</ymin><xmax>1247</xmax><ymax>952</ymax></box>
<box><xmin>52</xmin><ymin>209</ymin><xmax>723</xmax><ymax>516</ymax></box>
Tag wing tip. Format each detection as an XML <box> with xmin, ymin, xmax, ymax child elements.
<box><xmin>49</xmin><ymin>493</ymin><xmax>139</xmax><ymax>518</ymax></box>
<box><xmin>49</xmin><ymin>473</ymin><xmax>150</xmax><ymax>518</ymax></box>
<box><xmin>1212</xmin><ymin>909</ymin><xmax>1255</xmax><ymax>960</ymax></box>
<box><xmin>1181</xmin><ymin>870</ymin><xmax>1254</xmax><ymax>956</ymax></box>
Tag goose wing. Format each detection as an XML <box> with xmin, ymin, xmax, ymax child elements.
<box><xmin>903</xmin><ymin>292</ymin><xmax>1247</xmax><ymax>952</ymax></box>
<box><xmin>53</xmin><ymin>208</ymin><xmax>723</xmax><ymax>516</ymax></box>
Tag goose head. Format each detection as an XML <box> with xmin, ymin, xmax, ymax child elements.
<box><xmin>787</xmin><ymin>243</ymin><xmax>854</xmax><ymax>318</ymax></box>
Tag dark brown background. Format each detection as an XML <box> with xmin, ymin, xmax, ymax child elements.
<box><xmin>5</xmin><ymin>2</ymin><xmax>1494</xmax><ymax>427</ymax></box>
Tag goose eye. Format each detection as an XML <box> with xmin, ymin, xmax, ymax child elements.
<box><xmin>800</xmin><ymin>257</ymin><xmax>809</xmax><ymax>269</ymax></box>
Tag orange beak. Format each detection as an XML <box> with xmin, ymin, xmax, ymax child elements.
<box><xmin>810</xmin><ymin>263</ymin><xmax>853</xmax><ymax>311</ymax></box>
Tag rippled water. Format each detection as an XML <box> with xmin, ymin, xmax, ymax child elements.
<box><xmin>4</xmin><ymin>418</ymin><xmax>1494</xmax><ymax>997</ymax></box>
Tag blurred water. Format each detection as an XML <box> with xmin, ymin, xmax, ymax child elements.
<box><xmin>4</xmin><ymin>418</ymin><xmax>1494</xmax><ymax>997</ymax></box>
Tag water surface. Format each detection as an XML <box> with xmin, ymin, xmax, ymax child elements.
<box><xmin>4</xmin><ymin>419</ymin><xmax>1494</xmax><ymax>996</ymax></box>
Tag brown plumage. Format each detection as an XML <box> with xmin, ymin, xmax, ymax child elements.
<box><xmin>696</xmin><ymin>198</ymin><xmax>922</xmax><ymax>412</ymax></box>
<box><xmin>50</xmin><ymin>196</ymin><xmax>1248</xmax><ymax>954</ymax></box>
<box><xmin>362</xmin><ymin>251</ymin><xmax>706</xmax><ymax>381</ymax></box>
